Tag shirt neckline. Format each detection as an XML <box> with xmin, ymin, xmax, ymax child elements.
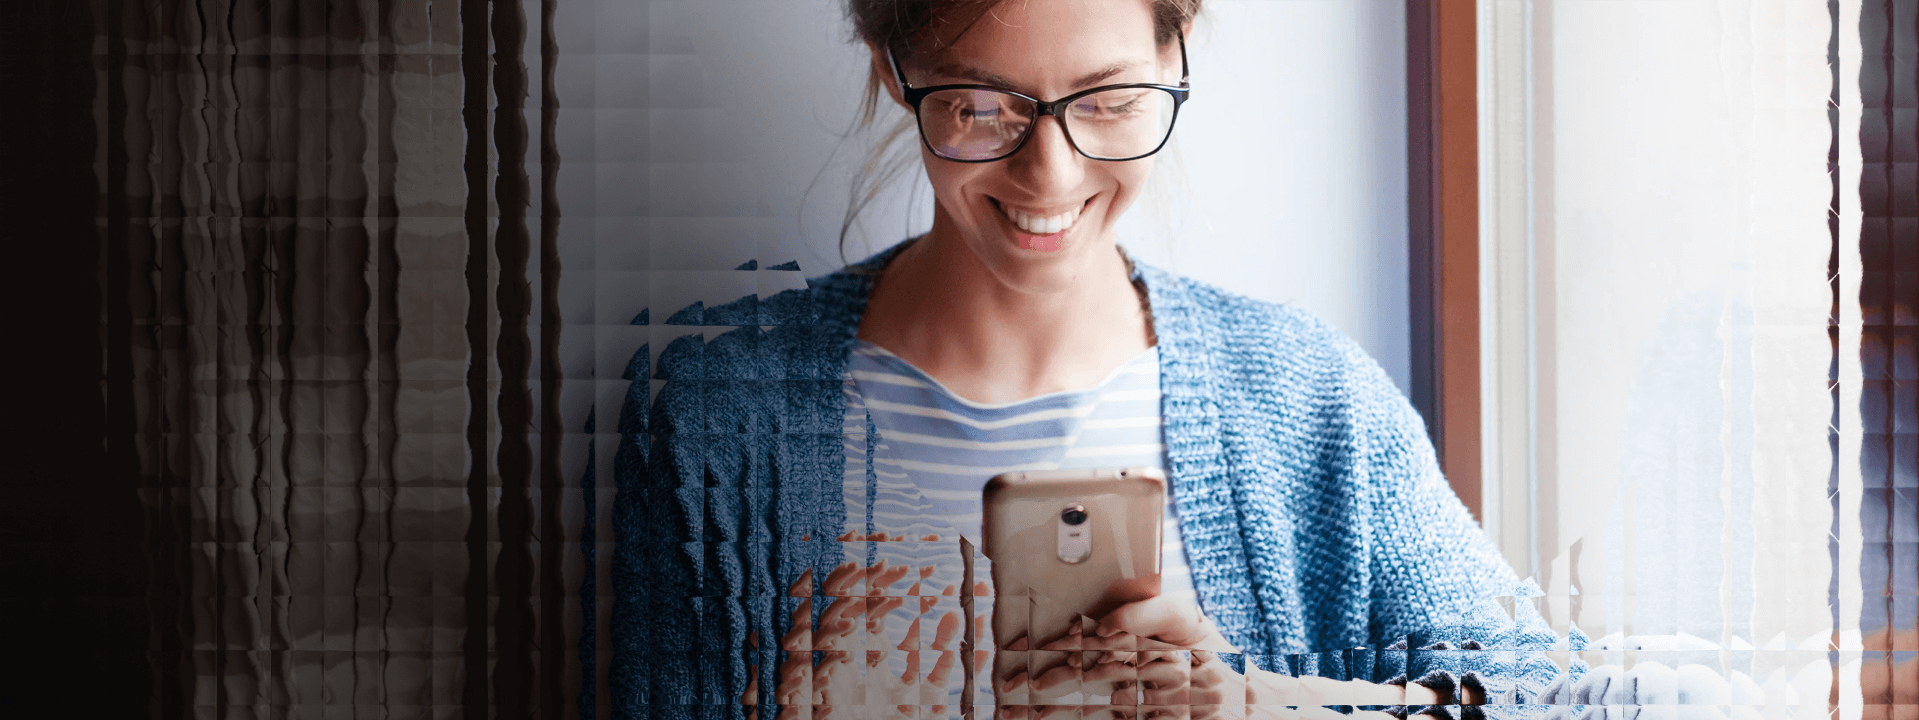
<box><xmin>852</xmin><ymin>340</ymin><xmax>1160</xmax><ymax>411</ymax></box>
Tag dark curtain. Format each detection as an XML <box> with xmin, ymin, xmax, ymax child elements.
<box><xmin>92</xmin><ymin>0</ymin><xmax>581</xmax><ymax>716</ymax></box>
<box><xmin>1856</xmin><ymin>0</ymin><xmax>1919</xmax><ymax>711</ymax></box>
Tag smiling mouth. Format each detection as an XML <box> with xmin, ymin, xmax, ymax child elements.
<box><xmin>993</xmin><ymin>198</ymin><xmax>1087</xmax><ymax>236</ymax></box>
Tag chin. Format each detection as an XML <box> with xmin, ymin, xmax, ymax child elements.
<box><xmin>975</xmin><ymin>226</ymin><xmax>1115</xmax><ymax>294</ymax></box>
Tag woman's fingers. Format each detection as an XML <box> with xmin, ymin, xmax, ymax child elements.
<box><xmin>776</xmin><ymin>653</ymin><xmax>812</xmax><ymax>705</ymax></box>
<box><xmin>787</xmin><ymin>569</ymin><xmax>813</xmax><ymax>597</ymax></box>
<box><xmin>794</xmin><ymin>559</ymin><xmax>918</xmax><ymax>600</ymax></box>
<box><xmin>834</xmin><ymin>530</ymin><xmax>908</xmax><ymax>542</ymax></box>
<box><xmin>866</xmin><ymin>595</ymin><xmax>905</xmax><ymax>634</ymax></box>
<box><xmin>1245</xmin><ymin>666</ymin><xmax>1297</xmax><ymax>706</ymax></box>
<box><xmin>781</xmin><ymin>598</ymin><xmax>814</xmax><ymax>651</ymax></box>
<box><xmin>813</xmin><ymin>651</ymin><xmax>853</xmax><ymax>705</ymax></box>
<box><xmin>821</xmin><ymin>561</ymin><xmax>864</xmax><ymax>597</ymax></box>
<box><xmin>1037</xmin><ymin>705</ymin><xmax>1095</xmax><ymax>720</ymax></box>
<box><xmin>926</xmin><ymin>648</ymin><xmax>958</xmax><ymax>686</ymax></box>
<box><xmin>999</xmin><ymin>669</ymin><xmax>1030</xmax><ymax>694</ymax></box>
<box><xmin>1096</xmin><ymin>596</ymin><xmax>1239</xmax><ymax>651</ymax></box>
<box><xmin>1193</xmin><ymin>700</ymin><xmax>1248</xmax><ymax>720</ymax></box>
<box><xmin>901</xmin><ymin>647</ymin><xmax>921</xmax><ymax>682</ymax></box>
<box><xmin>1085</xmin><ymin>652</ymin><xmax>1140</xmax><ymax>684</ymax></box>
<box><xmin>1137</xmin><ymin>706</ymin><xmax>1194</xmax><ymax>719</ymax></box>
<box><xmin>1245</xmin><ymin>667</ymin><xmax>1434</xmax><ymax>707</ymax></box>
<box><xmin>817</xmin><ymin>595</ymin><xmax>862</xmax><ymax>629</ymax></box>
<box><xmin>1188</xmin><ymin>650</ymin><xmax>1244</xmax><ymax>706</ymax></box>
<box><xmin>870</xmin><ymin>562</ymin><xmax>911</xmax><ymax>594</ymax></box>
<box><xmin>996</xmin><ymin>667</ymin><xmax>1032</xmax><ymax>706</ymax></box>
<box><xmin>1028</xmin><ymin>651</ymin><xmax>1085</xmax><ymax>697</ymax></box>
<box><xmin>1082</xmin><ymin>649</ymin><xmax>1142</xmax><ymax>699</ymax></box>
<box><xmin>897</xmin><ymin>617</ymin><xmax>921</xmax><ymax>652</ymax></box>
<box><xmin>742</xmin><ymin>663</ymin><xmax>761</xmax><ymax>706</ymax></box>
<box><xmin>1400</xmin><ymin>679</ymin><xmax>1441</xmax><ymax>705</ymax></box>
<box><xmin>933</xmin><ymin>610</ymin><xmax>961</xmax><ymax>650</ymax></box>
<box><xmin>1086</xmin><ymin>705</ymin><xmax>1142</xmax><ymax>720</ymax></box>
<box><xmin>814</xmin><ymin>597</ymin><xmax>862</xmax><ymax>649</ymax></box>
<box><xmin>1133</xmin><ymin>652</ymin><xmax>1193</xmax><ymax>705</ymax></box>
<box><xmin>1292</xmin><ymin>675</ymin><xmax>1412</xmax><ymax>706</ymax></box>
<box><xmin>1084</xmin><ymin>627</ymin><xmax>1139</xmax><ymax>652</ymax></box>
<box><xmin>1038</xmin><ymin>618</ymin><xmax>1087</xmax><ymax>651</ymax></box>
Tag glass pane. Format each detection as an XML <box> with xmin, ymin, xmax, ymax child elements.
<box><xmin>921</xmin><ymin>89</ymin><xmax>1034</xmax><ymax>160</ymax></box>
<box><xmin>1062</xmin><ymin>87</ymin><xmax>1175</xmax><ymax>159</ymax></box>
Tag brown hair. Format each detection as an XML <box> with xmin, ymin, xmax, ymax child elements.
<box><xmin>835</xmin><ymin>0</ymin><xmax>1203</xmax><ymax>256</ymax></box>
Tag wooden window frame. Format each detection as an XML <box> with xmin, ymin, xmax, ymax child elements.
<box><xmin>1406</xmin><ymin>0</ymin><xmax>1483</xmax><ymax>520</ymax></box>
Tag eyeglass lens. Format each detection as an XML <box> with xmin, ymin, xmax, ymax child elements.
<box><xmin>918</xmin><ymin>87</ymin><xmax>1178</xmax><ymax>161</ymax></box>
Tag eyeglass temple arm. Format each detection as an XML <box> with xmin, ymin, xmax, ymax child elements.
<box><xmin>1176</xmin><ymin>31</ymin><xmax>1190</xmax><ymax>85</ymax></box>
<box><xmin>886</xmin><ymin>44</ymin><xmax>911</xmax><ymax>91</ymax></box>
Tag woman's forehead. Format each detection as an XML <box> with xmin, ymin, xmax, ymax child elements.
<box><xmin>927</xmin><ymin>58</ymin><xmax>1147</xmax><ymax>91</ymax></box>
<box><xmin>916</xmin><ymin>0</ymin><xmax>1168</xmax><ymax>89</ymax></box>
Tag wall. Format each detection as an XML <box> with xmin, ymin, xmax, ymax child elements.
<box><xmin>554</xmin><ymin>0</ymin><xmax>1412</xmax><ymax>402</ymax></box>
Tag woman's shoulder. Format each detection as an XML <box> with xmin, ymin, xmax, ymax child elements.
<box><xmin>1135</xmin><ymin>261</ymin><xmax>1384</xmax><ymax>385</ymax></box>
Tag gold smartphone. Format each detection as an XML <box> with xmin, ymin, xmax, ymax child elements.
<box><xmin>981</xmin><ymin>466</ymin><xmax>1166</xmax><ymax>701</ymax></box>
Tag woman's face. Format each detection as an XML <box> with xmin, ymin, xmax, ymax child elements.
<box><xmin>886</xmin><ymin>0</ymin><xmax>1181</xmax><ymax>293</ymax></box>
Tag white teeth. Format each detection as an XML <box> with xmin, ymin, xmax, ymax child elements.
<box><xmin>999</xmin><ymin>202</ymin><xmax>1081</xmax><ymax>235</ymax></box>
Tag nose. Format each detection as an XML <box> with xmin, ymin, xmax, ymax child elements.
<box><xmin>1006</xmin><ymin>115</ymin><xmax>1085</xmax><ymax>196</ymax></box>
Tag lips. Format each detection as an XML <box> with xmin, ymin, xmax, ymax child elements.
<box><xmin>995</xmin><ymin>199</ymin><xmax>1084</xmax><ymax>236</ymax></box>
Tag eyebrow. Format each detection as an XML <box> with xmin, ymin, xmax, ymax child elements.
<box><xmin>929</xmin><ymin>60</ymin><xmax>1143</xmax><ymax>94</ymax></box>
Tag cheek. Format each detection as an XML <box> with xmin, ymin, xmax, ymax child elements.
<box><xmin>922</xmin><ymin>162</ymin><xmax>993</xmax><ymax>210</ymax></box>
<box><xmin>1095</xmin><ymin>165</ymin><xmax>1155</xmax><ymax>218</ymax></box>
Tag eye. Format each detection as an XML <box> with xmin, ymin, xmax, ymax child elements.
<box><xmin>1068</xmin><ymin>91</ymin><xmax>1148</xmax><ymax>120</ymax></box>
<box><xmin>935</xmin><ymin>95</ymin><xmax>1005</xmax><ymax>124</ymax></box>
<box><xmin>960</xmin><ymin>106</ymin><xmax>1000</xmax><ymax>121</ymax></box>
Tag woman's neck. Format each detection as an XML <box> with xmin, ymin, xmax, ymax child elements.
<box><xmin>855</xmin><ymin>224</ymin><xmax>1154</xmax><ymax>405</ymax></box>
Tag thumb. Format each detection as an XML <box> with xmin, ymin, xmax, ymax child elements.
<box><xmin>1096</xmin><ymin>595</ymin><xmax>1238</xmax><ymax>651</ymax></box>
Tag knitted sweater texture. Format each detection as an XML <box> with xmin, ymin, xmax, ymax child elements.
<box><xmin>610</xmin><ymin>243</ymin><xmax>1559</xmax><ymax>719</ymax></box>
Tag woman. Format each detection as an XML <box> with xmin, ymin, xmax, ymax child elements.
<box><xmin>613</xmin><ymin>1</ymin><xmax>1557</xmax><ymax>718</ymax></box>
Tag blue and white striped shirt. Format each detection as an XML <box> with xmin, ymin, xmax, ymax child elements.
<box><xmin>841</xmin><ymin>340</ymin><xmax>1201</xmax><ymax>705</ymax></box>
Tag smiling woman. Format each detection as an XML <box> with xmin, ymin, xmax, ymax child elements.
<box><xmin>63</xmin><ymin>0</ymin><xmax>1855</xmax><ymax>717</ymax></box>
<box><xmin>616</xmin><ymin>0</ymin><xmax>1560</xmax><ymax>719</ymax></box>
<box><xmin>855</xmin><ymin>0</ymin><xmax>1182</xmax><ymax>404</ymax></box>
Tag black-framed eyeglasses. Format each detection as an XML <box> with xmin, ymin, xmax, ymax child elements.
<box><xmin>887</xmin><ymin>34</ymin><xmax>1192</xmax><ymax>163</ymax></box>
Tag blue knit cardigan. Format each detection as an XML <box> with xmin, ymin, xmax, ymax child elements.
<box><xmin>609</xmin><ymin>243</ymin><xmax>1560</xmax><ymax>719</ymax></box>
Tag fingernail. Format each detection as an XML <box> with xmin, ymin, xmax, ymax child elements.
<box><xmin>1096</xmin><ymin>624</ymin><xmax>1119</xmax><ymax>637</ymax></box>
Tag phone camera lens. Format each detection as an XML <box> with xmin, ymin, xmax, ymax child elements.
<box><xmin>1061</xmin><ymin>506</ymin><xmax>1088</xmax><ymax>526</ymax></box>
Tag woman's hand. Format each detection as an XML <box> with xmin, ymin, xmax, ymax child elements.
<box><xmin>1090</xmin><ymin>594</ymin><xmax>1240</xmax><ymax>652</ymax></box>
<box><xmin>991</xmin><ymin>594</ymin><xmax>1439</xmax><ymax>719</ymax></box>
<box><xmin>1108</xmin><ymin>650</ymin><xmax>1422</xmax><ymax>720</ymax></box>
<box><xmin>745</xmin><ymin>545</ymin><xmax>965</xmax><ymax>720</ymax></box>
<box><xmin>995</xmin><ymin>594</ymin><xmax>1239</xmax><ymax>705</ymax></box>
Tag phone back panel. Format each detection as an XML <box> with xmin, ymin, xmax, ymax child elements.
<box><xmin>980</xmin><ymin>467</ymin><xmax>1165</xmax><ymax>650</ymax></box>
